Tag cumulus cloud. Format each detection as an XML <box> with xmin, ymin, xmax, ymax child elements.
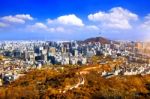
<box><xmin>88</xmin><ymin>7</ymin><xmax>138</xmax><ymax>29</ymax></box>
<box><xmin>32</xmin><ymin>22</ymin><xmax>48</xmax><ymax>29</ymax></box>
<box><xmin>141</xmin><ymin>14</ymin><xmax>150</xmax><ymax>30</ymax></box>
<box><xmin>1</xmin><ymin>14</ymin><xmax>33</xmax><ymax>24</ymax></box>
<box><xmin>86</xmin><ymin>25</ymin><xmax>99</xmax><ymax>30</ymax></box>
<box><xmin>139</xmin><ymin>14</ymin><xmax>150</xmax><ymax>41</ymax></box>
<box><xmin>15</xmin><ymin>14</ymin><xmax>33</xmax><ymax>20</ymax></box>
<box><xmin>26</xmin><ymin>14</ymin><xmax>86</xmax><ymax>34</ymax></box>
<box><xmin>27</xmin><ymin>22</ymin><xmax>65</xmax><ymax>33</ymax></box>
<box><xmin>47</xmin><ymin>14</ymin><xmax>84</xmax><ymax>27</ymax></box>
<box><xmin>2</xmin><ymin>16</ymin><xmax>25</xmax><ymax>24</ymax></box>
<box><xmin>27</xmin><ymin>22</ymin><xmax>49</xmax><ymax>32</ymax></box>
<box><xmin>145</xmin><ymin>14</ymin><xmax>150</xmax><ymax>20</ymax></box>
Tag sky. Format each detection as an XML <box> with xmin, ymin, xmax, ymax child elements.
<box><xmin>0</xmin><ymin>0</ymin><xmax>150</xmax><ymax>41</ymax></box>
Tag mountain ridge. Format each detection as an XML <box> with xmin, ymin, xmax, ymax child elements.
<box><xmin>78</xmin><ymin>36</ymin><xmax>111</xmax><ymax>44</ymax></box>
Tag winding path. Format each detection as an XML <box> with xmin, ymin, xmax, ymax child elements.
<box><xmin>62</xmin><ymin>74</ymin><xmax>85</xmax><ymax>93</ymax></box>
<box><xmin>60</xmin><ymin>66</ymin><xmax>101</xmax><ymax>93</ymax></box>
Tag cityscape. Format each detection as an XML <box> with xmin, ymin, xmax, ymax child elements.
<box><xmin>0</xmin><ymin>37</ymin><xmax>150</xmax><ymax>98</ymax></box>
<box><xmin>0</xmin><ymin>0</ymin><xmax>150</xmax><ymax>99</ymax></box>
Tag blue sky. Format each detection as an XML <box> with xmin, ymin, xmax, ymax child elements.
<box><xmin>0</xmin><ymin>0</ymin><xmax>150</xmax><ymax>41</ymax></box>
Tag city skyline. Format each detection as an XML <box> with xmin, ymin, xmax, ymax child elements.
<box><xmin>0</xmin><ymin>0</ymin><xmax>150</xmax><ymax>41</ymax></box>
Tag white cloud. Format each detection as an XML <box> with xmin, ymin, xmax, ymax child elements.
<box><xmin>86</xmin><ymin>25</ymin><xmax>99</xmax><ymax>30</ymax></box>
<box><xmin>0</xmin><ymin>22</ymin><xmax>8</xmax><ymax>27</ymax></box>
<box><xmin>55</xmin><ymin>27</ymin><xmax>64</xmax><ymax>32</ymax></box>
<box><xmin>32</xmin><ymin>22</ymin><xmax>48</xmax><ymax>29</ymax></box>
<box><xmin>27</xmin><ymin>22</ymin><xmax>64</xmax><ymax>33</ymax></box>
<box><xmin>140</xmin><ymin>14</ymin><xmax>150</xmax><ymax>41</ymax></box>
<box><xmin>15</xmin><ymin>14</ymin><xmax>33</xmax><ymax>20</ymax></box>
<box><xmin>27</xmin><ymin>22</ymin><xmax>49</xmax><ymax>32</ymax></box>
<box><xmin>88</xmin><ymin>7</ymin><xmax>138</xmax><ymax>29</ymax></box>
<box><xmin>47</xmin><ymin>14</ymin><xmax>84</xmax><ymax>27</ymax></box>
<box><xmin>47</xmin><ymin>19</ymin><xmax>53</xmax><ymax>24</ymax></box>
<box><xmin>2</xmin><ymin>16</ymin><xmax>25</xmax><ymax>24</ymax></box>
<box><xmin>141</xmin><ymin>21</ymin><xmax>150</xmax><ymax>30</ymax></box>
<box><xmin>20</xmin><ymin>14</ymin><xmax>99</xmax><ymax>35</ymax></box>
<box><xmin>141</xmin><ymin>14</ymin><xmax>150</xmax><ymax>30</ymax></box>
<box><xmin>1</xmin><ymin>14</ymin><xmax>33</xmax><ymax>24</ymax></box>
<box><xmin>145</xmin><ymin>14</ymin><xmax>150</xmax><ymax>20</ymax></box>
